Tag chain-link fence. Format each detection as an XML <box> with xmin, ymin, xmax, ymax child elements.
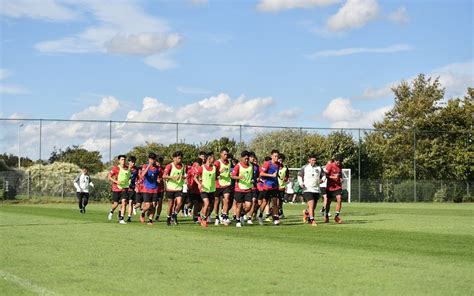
<box><xmin>1</xmin><ymin>118</ymin><xmax>472</xmax><ymax>202</ymax></box>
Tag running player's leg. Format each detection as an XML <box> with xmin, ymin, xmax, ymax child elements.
<box><xmin>213</xmin><ymin>194</ymin><xmax>221</xmax><ymax>224</ymax></box>
<box><xmin>172</xmin><ymin>192</ymin><xmax>183</xmax><ymax>225</ymax></box>
<box><xmin>200</xmin><ymin>194</ymin><xmax>210</xmax><ymax>227</ymax></box>
<box><xmin>222</xmin><ymin>190</ymin><xmax>231</xmax><ymax>223</ymax></box>
<box><xmin>234</xmin><ymin>192</ymin><xmax>244</xmax><ymax>227</ymax></box>
<box><xmin>324</xmin><ymin>191</ymin><xmax>332</xmax><ymax>223</ymax></box>
<box><xmin>127</xmin><ymin>191</ymin><xmax>136</xmax><ymax>222</ymax></box>
<box><xmin>109</xmin><ymin>192</ymin><xmax>120</xmax><ymax>220</ymax></box>
<box><xmin>334</xmin><ymin>191</ymin><xmax>343</xmax><ymax>223</ymax></box>
<box><xmin>77</xmin><ymin>192</ymin><xmax>83</xmax><ymax>213</ymax></box>
<box><xmin>271</xmin><ymin>190</ymin><xmax>280</xmax><ymax>225</ymax></box>
<box><xmin>82</xmin><ymin>193</ymin><xmax>89</xmax><ymax>213</ymax></box>
<box><xmin>141</xmin><ymin>193</ymin><xmax>152</xmax><ymax>223</ymax></box>
<box><xmin>155</xmin><ymin>192</ymin><xmax>163</xmax><ymax>221</ymax></box>
<box><xmin>166</xmin><ymin>192</ymin><xmax>175</xmax><ymax>226</ymax></box>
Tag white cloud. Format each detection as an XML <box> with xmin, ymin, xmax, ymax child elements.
<box><xmin>0</xmin><ymin>0</ymin><xmax>78</xmax><ymax>22</ymax></box>
<box><xmin>326</xmin><ymin>0</ymin><xmax>380</xmax><ymax>32</ymax></box>
<box><xmin>189</xmin><ymin>0</ymin><xmax>209</xmax><ymax>6</ymax></box>
<box><xmin>0</xmin><ymin>69</ymin><xmax>30</xmax><ymax>95</ymax></box>
<box><xmin>71</xmin><ymin>96</ymin><xmax>120</xmax><ymax>120</ymax></box>
<box><xmin>257</xmin><ymin>0</ymin><xmax>341</xmax><ymax>12</ymax></box>
<box><xmin>360</xmin><ymin>61</ymin><xmax>474</xmax><ymax>100</ymax></box>
<box><xmin>360</xmin><ymin>83</ymin><xmax>395</xmax><ymax>99</ymax></box>
<box><xmin>322</xmin><ymin>97</ymin><xmax>391</xmax><ymax>128</ymax></box>
<box><xmin>3</xmin><ymin>93</ymin><xmax>279</xmax><ymax>160</ymax></box>
<box><xmin>0</xmin><ymin>85</ymin><xmax>30</xmax><ymax>95</ymax></box>
<box><xmin>144</xmin><ymin>53</ymin><xmax>177</xmax><ymax>71</ymax></box>
<box><xmin>177</xmin><ymin>86</ymin><xmax>212</xmax><ymax>95</ymax></box>
<box><xmin>277</xmin><ymin>108</ymin><xmax>304</xmax><ymax>119</ymax></box>
<box><xmin>0</xmin><ymin>69</ymin><xmax>10</xmax><ymax>80</ymax></box>
<box><xmin>33</xmin><ymin>1</ymin><xmax>181</xmax><ymax>70</ymax></box>
<box><xmin>104</xmin><ymin>33</ymin><xmax>182</xmax><ymax>56</ymax></box>
<box><xmin>126</xmin><ymin>93</ymin><xmax>275</xmax><ymax>126</ymax></box>
<box><xmin>389</xmin><ymin>6</ymin><xmax>409</xmax><ymax>24</ymax></box>
<box><xmin>430</xmin><ymin>61</ymin><xmax>474</xmax><ymax>98</ymax></box>
<box><xmin>307</xmin><ymin>43</ymin><xmax>413</xmax><ymax>59</ymax></box>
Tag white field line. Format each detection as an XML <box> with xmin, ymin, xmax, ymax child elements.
<box><xmin>0</xmin><ymin>270</ymin><xmax>58</xmax><ymax>295</ymax></box>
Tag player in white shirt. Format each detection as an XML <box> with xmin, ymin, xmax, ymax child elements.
<box><xmin>298</xmin><ymin>154</ymin><xmax>324</xmax><ymax>226</ymax></box>
<box><xmin>73</xmin><ymin>166</ymin><xmax>94</xmax><ymax>214</ymax></box>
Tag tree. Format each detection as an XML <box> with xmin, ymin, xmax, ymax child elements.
<box><xmin>48</xmin><ymin>145</ymin><xmax>104</xmax><ymax>174</ymax></box>
<box><xmin>364</xmin><ymin>75</ymin><xmax>473</xmax><ymax>181</ymax></box>
<box><xmin>0</xmin><ymin>153</ymin><xmax>34</xmax><ymax>169</ymax></box>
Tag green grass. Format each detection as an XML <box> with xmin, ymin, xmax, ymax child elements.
<box><xmin>0</xmin><ymin>202</ymin><xmax>473</xmax><ymax>295</ymax></box>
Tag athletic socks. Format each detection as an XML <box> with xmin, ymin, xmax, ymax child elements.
<box><xmin>258</xmin><ymin>212</ymin><xmax>263</xmax><ymax>218</ymax></box>
<box><xmin>321</xmin><ymin>207</ymin><xmax>326</xmax><ymax>212</ymax></box>
<box><xmin>335</xmin><ymin>212</ymin><xmax>340</xmax><ymax>217</ymax></box>
<box><xmin>155</xmin><ymin>215</ymin><xmax>160</xmax><ymax>221</ymax></box>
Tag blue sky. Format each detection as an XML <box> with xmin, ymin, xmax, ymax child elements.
<box><xmin>0</xmin><ymin>0</ymin><xmax>473</xmax><ymax>159</ymax></box>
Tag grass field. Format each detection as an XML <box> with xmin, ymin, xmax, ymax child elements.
<box><xmin>0</xmin><ymin>202</ymin><xmax>473</xmax><ymax>295</ymax></box>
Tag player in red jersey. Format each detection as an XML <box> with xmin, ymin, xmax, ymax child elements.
<box><xmin>194</xmin><ymin>152</ymin><xmax>219</xmax><ymax>227</ymax></box>
<box><xmin>139</xmin><ymin>153</ymin><xmax>160</xmax><ymax>225</ymax></box>
<box><xmin>107</xmin><ymin>155</ymin><xmax>130</xmax><ymax>224</ymax></box>
<box><xmin>126</xmin><ymin>156</ymin><xmax>138</xmax><ymax>222</ymax></box>
<box><xmin>258</xmin><ymin>150</ymin><xmax>281</xmax><ymax>225</ymax></box>
<box><xmin>277</xmin><ymin>154</ymin><xmax>289</xmax><ymax>219</ymax></box>
<box><xmin>163</xmin><ymin>151</ymin><xmax>186</xmax><ymax>226</ymax></box>
<box><xmin>214</xmin><ymin>147</ymin><xmax>232</xmax><ymax>225</ymax></box>
<box><xmin>325</xmin><ymin>155</ymin><xmax>344</xmax><ymax>224</ymax></box>
<box><xmin>154</xmin><ymin>156</ymin><xmax>165</xmax><ymax>222</ymax></box>
<box><xmin>246</xmin><ymin>152</ymin><xmax>259</xmax><ymax>224</ymax></box>
<box><xmin>187</xmin><ymin>157</ymin><xmax>203</xmax><ymax>223</ymax></box>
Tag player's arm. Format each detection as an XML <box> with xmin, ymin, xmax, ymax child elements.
<box><xmin>284</xmin><ymin>166</ymin><xmax>289</xmax><ymax>182</ymax></box>
<box><xmin>73</xmin><ymin>174</ymin><xmax>81</xmax><ymax>191</ymax></box>
<box><xmin>162</xmin><ymin>164</ymin><xmax>174</xmax><ymax>180</ymax></box>
<box><xmin>259</xmin><ymin>162</ymin><xmax>276</xmax><ymax>178</ymax></box>
<box><xmin>297</xmin><ymin>167</ymin><xmax>305</xmax><ymax>188</ymax></box>
<box><xmin>108</xmin><ymin>168</ymin><xmax>118</xmax><ymax>184</ymax></box>
<box><xmin>230</xmin><ymin>164</ymin><xmax>242</xmax><ymax>180</ymax></box>
<box><xmin>193</xmin><ymin>168</ymin><xmax>203</xmax><ymax>190</ymax></box>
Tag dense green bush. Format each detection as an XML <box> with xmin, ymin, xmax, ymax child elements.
<box><xmin>433</xmin><ymin>187</ymin><xmax>448</xmax><ymax>202</ymax></box>
<box><xmin>90</xmin><ymin>178</ymin><xmax>111</xmax><ymax>201</ymax></box>
<box><xmin>393</xmin><ymin>181</ymin><xmax>436</xmax><ymax>202</ymax></box>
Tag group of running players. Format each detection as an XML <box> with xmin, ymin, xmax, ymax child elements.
<box><xmin>75</xmin><ymin>148</ymin><xmax>345</xmax><ymax>227</ymax></box>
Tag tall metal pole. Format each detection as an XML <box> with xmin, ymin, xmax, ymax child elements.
<box><xmin>358</xmin><ymin>128</ymin><xmax>361</xmax><ymax>202</ymax></box>
<box><xmin>39</xmin><ymin>119</ymin><xmax>42</xmax><ymax>162</ymax></box>
<box><xmin>18</xmin><ymin>123</ymin><xmax>23</xmax><ymax>169</ymax></box>
<box><xmin>176</xmin><ymin>123</ymin><xmax>179</xmax><ymax>144</ymax></box>
<box><xmin>109</xmin><ymin>121</ymin><xmax>112</xmax><ymax>164</ymax></box>
<box><xmin>299</xmin><ymin>127</ymin><xmax>303</xmax><ymax>166</ymax></box>
<box><xmin>413</xmin><ymin>128</ymin><xmax>417</xmax><ymax>202</ymax></box>
<box><xmin>239</xmin><ymin>125</ymin><xmax>242</xmax><ymax>147</ymax></box>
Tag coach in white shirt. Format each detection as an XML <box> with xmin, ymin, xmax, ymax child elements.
<box><xmin>73</xmin><ymin>166</ymin><xmax>94</xmax><ymax>214</ymax></box>
<box><xmin>298</xmin><ymin>154</ymin><xmax>324</xmax><ymax>225</ymax></box>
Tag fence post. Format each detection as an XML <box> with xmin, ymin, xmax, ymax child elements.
<box><xmin>27</xmin><ymin>171</ymin><xmax>30</xmax><ymax>198</ymax></box>
<box><xmin>299</xmin><ymin>127</ymin><xmax>303</xmax><ymax>166</ymax></box>
<box><xmin>413</xmin><ymin>128</ymin><xmax>417</xmax><ymax>202</ymax></box>
<box><xmin>176</xmin><ymin>122</ymin><xmax>179</xmax><ymax>144</ymax></box>
<box><xmin>109</xmin><ymin>120</ymin><xmax>112</xmax><ymax>164</ymax></box>
<box><xmin>239</xmin><ymin>125</ymin><xmax>242</xmax><ymax>147</ymax></box>
<box><xmin>358</xmin><ymin>128</ymin><xmax>361</xmax><ymax>202</ymax></box>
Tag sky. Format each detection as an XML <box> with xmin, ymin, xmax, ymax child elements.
<box><xmin>0</xmin><ymin>0</ymin><xmax>473</xmax><ymax>160</ymax></box>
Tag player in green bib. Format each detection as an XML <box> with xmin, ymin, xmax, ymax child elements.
<box><xmin>163</xmin><ymin>151</ymin><xmax>185</xmax><ymax>226</ymax></box>
<box><xmin>107</xmin><ymin>155</ymin><xmax>131</xmax><ymax>224</ymax></box>
<box><xmin>213</xmin><ymin>147</ymin><xmax>232</xmax><ymax>226</ymax></box>
<box><xmin>277</xmin><ymin>154</ymin><xmax>289</xmax><ymax>219</ymax></box>
<box><xmin>231</xmin><ymin>150</ymin><xmax>254</xmax><ymax>227</ymax></box>
<box><xmin>194</xmin><ymin>152</ymin><xmax>218</xmax><ymax>227</ymax></box>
